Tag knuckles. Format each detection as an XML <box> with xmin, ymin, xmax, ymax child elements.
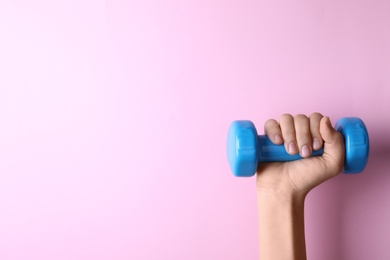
<box><xmin>309</xmin><ymin>112</ymin><xmax>323</xmax><ymax>119</ymax></box>
<box><xmin>279</xmin><ymin>113</ymin><xmax>294</xmax><ymax>123</ymax></box>
<box><xmin>294</xmin><ymin>114</ymin><xmax>308</xmax><ymax>121</ymax></box>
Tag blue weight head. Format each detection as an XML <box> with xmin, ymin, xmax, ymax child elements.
<box><xmin>226</xmin><ymin>120</ymin><xmax>258</xmax><ymax>177</ymax></box>
<box><xmin>335</xmin><ymin>117</ymin><xmax>369</xmax><ymax>173</ymax></box>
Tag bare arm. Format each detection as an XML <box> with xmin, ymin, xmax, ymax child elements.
<box><xmin>258</xmin><ymin>190</ymin><xmax>306</xmax><ymax>259</ymax></box>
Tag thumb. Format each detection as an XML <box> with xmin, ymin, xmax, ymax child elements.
<box><xmin>320</xmin><ymin>116</ymin><xmax>345</xmax><ymax>175</ymax></box>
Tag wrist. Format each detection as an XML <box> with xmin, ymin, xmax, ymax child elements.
<box><xmin>257</xmin><ymin>186</ymin><xmax>307</xmax><ymax>204</ymax></box>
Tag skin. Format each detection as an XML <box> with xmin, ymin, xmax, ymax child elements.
<box><xmin>257</xmin><ymin>113</ymin><xmax>345</xmax><ymax>260</ymax></box>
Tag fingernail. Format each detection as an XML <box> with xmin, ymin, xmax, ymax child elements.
<box><xmin>288</xmin><ymin>142</ymin><xmax>297</xmax><ymax>153</ymax></box>
<box><xmin>301</xmin><ymin>145</ymin><xmax>311</xmax><ymax>157</ymax></box>
<box><xmin>313</xmin><ymin>138</ymin><xmax>320</xmax><ymax>150</ymax></box>
<box><xmin>274</xmin><ymin>134</ymin><xmax>282</xmax><ymax>143</ymax></box>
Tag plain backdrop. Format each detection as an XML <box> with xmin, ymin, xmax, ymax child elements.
<box><xmin>0</xmin><ymin>0</ymin><xmax>389</xmax><ymax>259</ymax></box>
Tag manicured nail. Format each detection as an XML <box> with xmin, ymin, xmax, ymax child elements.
<box><xmin>301</xmin><ymin>145</ymin><xmax>310</xmax><ymax>157</ymax></box>
<box><xmin>313</xmin><ymin>138</ymin><xmax>321</xmax><ymax>150</ymax></box>
<box><xmin>288</xmin><ymin>142</ymin><xmax>297</xmax><ymax>154</ymax></box>
<box><xmin>274</xmin><ymin>134</ymin><xmax>282</xmax><ymax>143</ymax></box>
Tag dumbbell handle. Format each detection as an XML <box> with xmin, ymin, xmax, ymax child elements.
<box><xmin>257</xmin><ymin>135</ymin><xmax>323</xmax><ymax>162</ymax></box>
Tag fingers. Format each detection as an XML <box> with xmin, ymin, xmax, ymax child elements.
<box><xmin>279</xmin><ymin>114</ymin><xmax>298</xmax><ymax>154</ymax></box>
<box><xmin>264</xmin><ymin>119</ymin><xmax>283</xmax><ymax>145</ymax></box>
<box><xmin>264</xmin><ymin>113</ymin><xmax>325</xmax><ymax>157</ymax></box>
<box><xmin>294</xmin><ymin>114</ymin><xmax>312</xmax><ymax>158</ymax></box>
<box><xmin>309</xmin><ymin>112</ymin><xmax>324</xmax><ymax>150</ymax></box>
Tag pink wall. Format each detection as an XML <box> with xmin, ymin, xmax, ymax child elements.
<box><xmin>0</xmin><ymin>1</ymin><xmax>389</xmax><ymax>259</ymax></box>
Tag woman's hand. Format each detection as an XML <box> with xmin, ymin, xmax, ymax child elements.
<box><xmin>256</xmin><ymin>113</ymin><xmax>345</xmax><ymax>197</ymax></box>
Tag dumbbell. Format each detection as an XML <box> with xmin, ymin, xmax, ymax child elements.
<box><xmin>226</xmin><ymin>117</ymin><xmax>369</xmax><ymax>177</ymax></box>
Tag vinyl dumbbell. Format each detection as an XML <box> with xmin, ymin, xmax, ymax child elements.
<box><xmin>226</xmin><ymin>117</ymin><xmax>369</xmax><ymax>177</ymax></box>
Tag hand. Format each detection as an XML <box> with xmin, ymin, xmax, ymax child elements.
<box><xmin>256</xmin><ymin>113</ymin><xmax>345</xmax><ymax>197</ymax></box>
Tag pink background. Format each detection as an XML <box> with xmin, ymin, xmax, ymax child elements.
<box><xmin>0</xmin><ymin>1</ymin><xmax>389</xmax><ymax>259</ymax></box>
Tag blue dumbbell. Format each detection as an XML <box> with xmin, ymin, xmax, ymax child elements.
<box><xmin>227</xmin><ymin>117</ymin><xmax>369</xmax><ymax>177</ymax></box>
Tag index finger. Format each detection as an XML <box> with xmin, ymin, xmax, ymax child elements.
<box><xmin>264</xmin><ymin>119</ymin><xmax>283</xmax><ymax>145</ymax></box>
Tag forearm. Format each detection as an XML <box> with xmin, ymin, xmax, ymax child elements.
<box><xmin>257</xmin><ymin>191</ymin><xmax>307</xmax><ymax>260</ymax></box>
